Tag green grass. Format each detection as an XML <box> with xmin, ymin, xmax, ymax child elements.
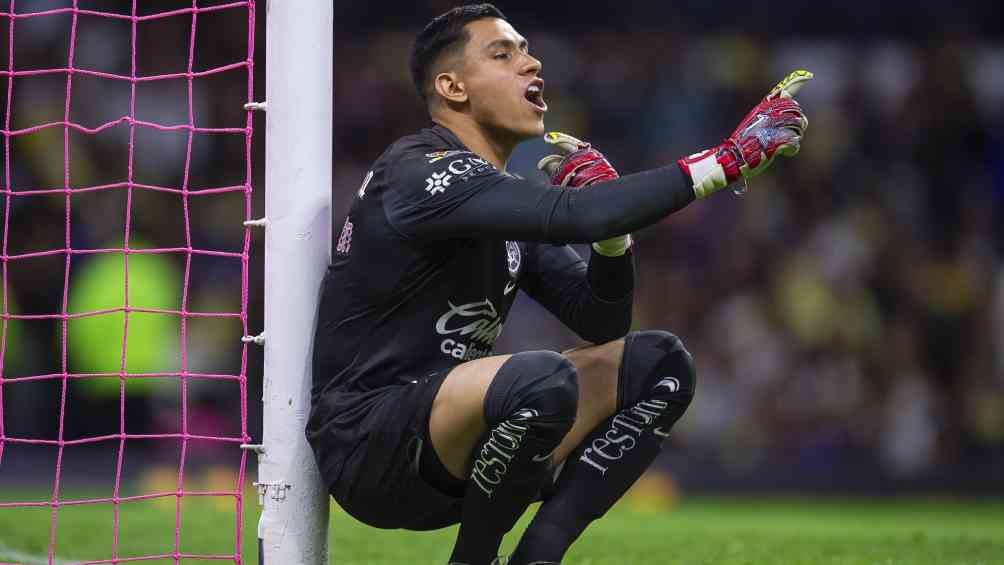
<box><xmin>1</xmin><ymin>487</ymin><xmax>1002</xmax><ymax>564</ymax></box>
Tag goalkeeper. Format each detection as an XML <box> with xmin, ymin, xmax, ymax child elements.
<box><xmin>309</xmin><ymin>4</ymin><xmax>810</xmax><ymax>564</ymax></box>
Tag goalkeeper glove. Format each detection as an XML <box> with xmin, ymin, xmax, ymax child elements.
<box><xmin>678</xmin><ymin>69</ymin><xmax>812</xmax><ymax>199</ymax></box>
<box><xmin>537</xmin><ymin>132</ymin><xmax>632</xmax><ymax>257</ymax></box>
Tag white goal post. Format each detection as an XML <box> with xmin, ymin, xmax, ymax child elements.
<box><xmin>256</xmin><ymin>0</ymin><xmax>333</xmax><ymax>563</ymax></box>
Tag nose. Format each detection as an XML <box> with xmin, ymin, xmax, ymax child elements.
<box><xmin>522</xmin><ymin>53</ymin><xmax>542</xmax><ymax>76</ymax></box>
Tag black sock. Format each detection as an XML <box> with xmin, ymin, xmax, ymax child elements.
<box><xmin>449</xmin><ymin>352</ymin><xmax>578</xmax><ymax>565</ymax></box>
<box><xmin>449</xmin><ymin>412</ymin><xmax>559</xmax><ymax>564</ymax></box>
<box><xmin>510</xmin><ymin>331</ymin><xmax>696</xmax><ymax>565</ymax></box>
<box><xmin>509</xmin><ymin>402</ymin><xmax>674</xmax><ymax>563</ymax></box>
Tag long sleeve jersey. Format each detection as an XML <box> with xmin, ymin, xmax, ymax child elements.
<box><xmin>308</xmin><ymin>124</ymin><xmax>695</xmax><ymax>443</ymax></box>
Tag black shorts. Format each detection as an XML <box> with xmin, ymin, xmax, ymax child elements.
<box><xmin>319</xmin><ymin>369</ymin><xmax>464</xmax><ymax>531</ymax></box>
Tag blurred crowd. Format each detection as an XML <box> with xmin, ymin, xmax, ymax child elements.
<box><xmin>2</xmin><ymin>1</ymin><xmax>1002</xmax><ymax>490</ymax></box>
<box><xmin>1</xmin><ymin>2</ymin><xmax>254</xmax><ymax>463</ymax></box>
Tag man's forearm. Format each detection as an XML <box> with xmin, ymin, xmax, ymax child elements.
<box><xmin>572</xmin><ymin>248</ymin><xmax>635</xmax><ymax>343</ymax></box>
<box><xmin>544</xmin><ymin>165</ymin><xmax>695</xmax><ymax>243</ymax></box>
<box><xmin>522</xmin><ymin>243</ymin><xmax>634</xmax><ymax>344</ymax></box>
<box><xmin>559</xmin><ymin>278</ymin><xmax>633</xmax><ymax>344</ymax></box>
<box><xmin>587</xmin><ymin>248</ymin><xmax>634</xmax><ymax>302</ymax></box>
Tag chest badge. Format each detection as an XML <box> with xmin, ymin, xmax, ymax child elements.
<box><xmin>505</xmin><ymin>241</ymin><xmax>521</xmax><ymax>278</ymax></box>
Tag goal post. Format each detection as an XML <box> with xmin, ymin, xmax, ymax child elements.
<box><xmin>256</xmin><ymin>0</ymin><xmax>333</xmax><ymax>563</ymax></box>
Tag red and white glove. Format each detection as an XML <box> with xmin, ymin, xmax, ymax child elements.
<box><xmin>537</xmin><ymin>132</ymin><xmax>632</xmax><ymax>256</ymax></box>
<box><xmin>678</xmin><ymin>69</ymin><xmax>812</xmax><ymax>199</ymax></box>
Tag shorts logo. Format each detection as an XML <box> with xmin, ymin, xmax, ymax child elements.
<box><xmin>531</xmin><ymin>446</ymin><xmax>557</xmax><ymax>463</ymax></box>
<box><xmin>505</xmin><ymin>241</ymin><xmax>521</xmax><ymax>277</ymax></box>
<box><xmin>425</xmin><ymin>171</ymin><xmax>452</xmax><ymax>195</ymax></box>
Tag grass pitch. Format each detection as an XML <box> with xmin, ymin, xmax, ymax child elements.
<box><xmin>1</xmin><ymin>486</ymin><xmax>1001</xmax><ymax>564</ymax></box>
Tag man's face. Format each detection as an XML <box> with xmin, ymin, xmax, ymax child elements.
<box><xmin>456</xmin><ymin>18</ymin><xmax>546</xmax><ymax>140</ymax></box>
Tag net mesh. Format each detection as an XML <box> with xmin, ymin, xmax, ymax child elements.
<box><xmin>0</xmin><ymin>1</ymin><xmax>256</xmax><ymax>563</ymax></box>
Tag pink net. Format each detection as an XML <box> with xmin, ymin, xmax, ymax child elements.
<box><xmin>0</xmin><ymin>1</ymin><xmax>256</xmax><ymax>563</ymax></box>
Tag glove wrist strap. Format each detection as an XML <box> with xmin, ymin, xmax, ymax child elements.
<box><xmin>678</xmin><ymin>149</ymin><xmax>729</xmax><ymax>199</ymax></box>
<box><xmin>678</xmin><ymin>139</ymin><xmax>749</xmax><ymax>199</ymax></box>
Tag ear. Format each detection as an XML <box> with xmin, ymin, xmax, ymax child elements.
<box><xmin>433</xmin><ymin>71</ymin><xmax>468</xmax><ymax>104</ymax></box>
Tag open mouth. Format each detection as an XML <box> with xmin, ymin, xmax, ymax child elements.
<box><xmin>524</xmin><ymin>79</ymin><xmax>547</xmax><ymax>112</ymax></box>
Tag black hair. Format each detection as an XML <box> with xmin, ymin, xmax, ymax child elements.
<box><xmin>410</xmin><ymin>3</ymin><xmax>507</xmax><ymax>103</ymax></box>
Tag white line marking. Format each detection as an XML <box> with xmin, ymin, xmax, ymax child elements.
<box><xmin>0</xmin><ymin>541</ymin><xmax>73</xmax><ymax>565</ymax></box>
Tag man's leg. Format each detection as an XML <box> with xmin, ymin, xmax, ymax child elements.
<box><xmin>510</xmin><ymin>330</ymin><xmax>697</xmax><ymax>564</ymax></box>
<box><xmin>430</xmin><ymin>341</ymin><xmax>622</xmax><ymax>480</ymax></box>
<box><xmin>430</xmin><ymin>350</ymin><xmax>582</xmax><ymax>565</ymax></box>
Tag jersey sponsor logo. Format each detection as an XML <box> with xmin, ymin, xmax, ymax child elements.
<box><xmin>423</xmin><ymin>152</ymin><xmax>496</xmax><ymax>197</ymax></box>
<box><xmin>471</xmin><ymin>408</ymin><xmax>537</xmax><ymax>496</ymax></box>
<box><xmin>435</xmin><ymin>298</ymin><xmax>503</xmax><ymax>361</ymax></box>
<box><xmin>424</xmin><ymin>155</ymin><xmax>496</xmax><ymax>197</ymax></box>
<box><xmin>578</xmin><ymin>399</ymin><xmax>669</xmax><ymax>475</ymax></box>
<box><xmin>505</xmin><ymin>241</ymin><xmax>521</xmax><ymax>277</ymax></box>
<box><xmin>425</xmin><ymin>171</ymin><xmax>452</xmax><ymax>195</ymax></box>
<box><xmin>446</xmin><ymin>155</ymin><xmax>490</xmax><ymax>176</ymax></box>
<box><xmin>357</xmin><ymin>170</ymin><xmax>373</xmax><ymax>199</ymax></box>
<box><xmin>435</xmin><ymin>299</ymin><xmax>502</xmax><ymax>344</ymax></box>
<box><xmin>335</xmin><ymin>218</ymin><xmax>354</xmax><ymax>255</ymax></box>
<box><xmin>440</xmin><ymin>339</ymin><xmax>493</xmax><ymax>361</ymax></box>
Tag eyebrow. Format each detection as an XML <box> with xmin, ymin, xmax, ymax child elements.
<box><xmin>483</xmin><ymin>38</ymin><xmax>528</xmax><ymax>52</ymax></box>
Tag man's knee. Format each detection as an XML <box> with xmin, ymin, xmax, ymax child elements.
<box><xmin>618</xmin><ymin>330</ymin><xmax>696</xmax><ymax>410</ymax></box>
<box><xmin>484</xmin><ymin>350</ymin><xmax>579</xmax><ymax>435</ymax></box>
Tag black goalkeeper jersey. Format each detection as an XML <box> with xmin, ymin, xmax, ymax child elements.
<box><xmin>308</xmin><ymin>124</ymin><xmax>695</xmax><ymax>452</ymax></box>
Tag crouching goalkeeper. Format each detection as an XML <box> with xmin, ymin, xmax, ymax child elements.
<box><xmin>309</xmin><ymin>4</ymin><xmax>810</xmax><ymax>564</ymax></box>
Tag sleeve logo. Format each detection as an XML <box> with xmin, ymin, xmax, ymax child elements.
<box><xmin>424</xmin><ymin>171</ymin><xmax>452</xmax><ymax>195</ymax></box>
<box><xmin>335</xmin><ymin>218</ymin><xmax>353</xmax><ymax>255</ymax></box>
<box><xmin>423</xmin><ymin>155</ymin><xmax>494</xmax><ymax>196</ymax></box>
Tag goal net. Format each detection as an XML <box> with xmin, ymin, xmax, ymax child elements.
<box><xmin>0</xmin><ymin>1</ymin><xmax>257</xmax><ymax>563</ymax></box>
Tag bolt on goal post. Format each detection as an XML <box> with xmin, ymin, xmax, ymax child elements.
<box><xmin>246</xmin><ymin>1</ymin><xmax>332</xmax><ymax>563</ymax></box>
